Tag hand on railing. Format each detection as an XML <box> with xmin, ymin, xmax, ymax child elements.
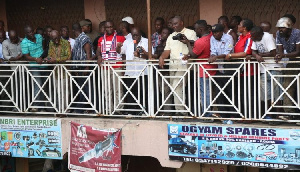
<box><xmin>275</xmin><ymin>54</ymin><xmax>283</xmax><ymax>63</ymax></box>
<box><xmin>97</xmin><ymin>56</ymin><xmax>103</xmax><ymax>66</ymax></box>
<box><xmin>35</xmin><ymin>57</ymin><xmax>43</xmax><ymax>64</ymax></box>
<box><xmin>208</xmin><ymin>55</ymin><xmax>217</xmax><ymax>63</ymax></box>
<box><xmin>253</xmin><ymin>54</ymin><xmax>265</xmax><ymax>62</ymax></box>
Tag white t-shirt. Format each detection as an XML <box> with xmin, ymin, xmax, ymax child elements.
<box><xmin>251</xmin><ymin>32</ymin><xmax>283</xmax><ymax>73</ymax></box>
<box><xmin>120</xmin><ymin>37</ymin><xmax>154</xmax><ymax>76</ymax></box>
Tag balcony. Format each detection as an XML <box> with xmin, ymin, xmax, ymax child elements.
<box><xmin>0</xmin><ymin>58</ymin><xmax>299</xmax><ymax>123</ymax></box>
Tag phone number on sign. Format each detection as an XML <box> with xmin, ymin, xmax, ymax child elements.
<box><xmin>239</xmin><ymin>162</ymin><xmax>288</xmax><ymax>169</ymax></box>
<box><xmin>183</xmin><ymin>158</ymin><xmax>235</xmax><ymax>165</ymax></box>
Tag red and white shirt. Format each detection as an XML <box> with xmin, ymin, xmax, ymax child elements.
<box><xmin>98</xmin><ymin>31</ymin><xmax>125</xmax><ymax>68</ymax></box>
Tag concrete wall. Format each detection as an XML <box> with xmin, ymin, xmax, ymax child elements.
<box><xmin>84</xmin><ymin>0</ymin><xmax>106</xmax><ymax>33</ymax></box>
<box><xmin>0</xmin><ymin>0</ymin><xmax>7</xmax><ymax>29</ymax></box>
<box><xmin>199</xmin><ymin>0</ymin><xmax>223</xmax><ymax>25</ymax></box>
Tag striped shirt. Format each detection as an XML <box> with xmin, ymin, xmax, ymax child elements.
<box><xmin>71</xmin><ymin>32</ymin><xmax>92</xmax><ymax>69</ymax></box>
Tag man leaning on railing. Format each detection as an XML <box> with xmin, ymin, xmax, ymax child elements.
<box><xmin>274</xmin><ymin>17</ymin><xmax>300</xmax><ymax>121</ymax></box>
<box><xmin>44</xmin><ymin>30</ymin><xmax>71</xmax><ymax>112</ymax></box>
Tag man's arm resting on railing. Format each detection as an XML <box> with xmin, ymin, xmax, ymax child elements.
<box><xmin>208</xmin><ymin>54</ymin><xmax>226</xmax><ymax>63</ymax></box>
<box><xmin>24</xmin><ymin>54</ymin><xmax>43</xmax><ymax>64</ymax></box>
<box><xmin>158</xmin><ymin>50</ymin><xmax>171</xmax><ymax>68</ymax></box>
<box><xmin>275</xmin><ymin>44</ymin><xmax>300</xmax><ymax>62</ymax></box>
<box><xmin>225</xmin><ymin>52</ymin><xmax>247</xmax><ymax>60</ymax></box>
<box><xmin>96</xmin><ymin>46</ymin><xmax>103</xmax><ymax>65</ymax></box>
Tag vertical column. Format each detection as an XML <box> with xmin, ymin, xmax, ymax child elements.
<box><xmin>16</xmin><ymin>158</ymin><xmax>29</xmax><ymax>172</ymax></box>
<box><xmin>0</xmin><ymin>0</ymin><xmax>7</xmax><ymax>27</ymax></box>
<box><xmin>199</xmin><ymin>0</ymin><xmax>223</xmax><ymax>25</ymax></box>
<box><xmin>84</xmin><ymin>0</ymin><xmax>106</xmax><ymax>32</ymax></box>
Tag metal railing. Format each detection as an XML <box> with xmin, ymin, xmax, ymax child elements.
<box><xmin>0</xmin><ymin>58</ymin><xmax>300</xmax><ymax>122</ymax></box>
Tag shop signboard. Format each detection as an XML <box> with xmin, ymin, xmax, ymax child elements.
<box><xmin>0</xmin><ymin>117</ymin><xmax>62</xmax><ymax>159</ymax></box>
<box><xmin>168</xmin><ymin>124</ymin><xmax>300</xmax><ymax>170</ymax></box>
<box><xmin>69</xmin><ymin>122</ymin><xmax>121</xmax><ymax>172</ymax></box>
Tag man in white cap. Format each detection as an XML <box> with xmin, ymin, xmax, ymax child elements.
<box><xmin>122</xmin><ymin>16</ymin><xmax>134</xmax><ymax>25</ymax></box>
<box><xmin>275</xmin><ymin>17</ymin><xmax>300</xmax><ymax>118</ymax></box>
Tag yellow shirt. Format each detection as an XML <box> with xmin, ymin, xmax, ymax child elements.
<box><xmin>165</xmin><ymin>28</ymin><xmax>197</xmax><ymax>69</ymax></box>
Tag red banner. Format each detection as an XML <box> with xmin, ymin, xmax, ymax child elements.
<box><xmin>68</xmin><ymin>122</ymin><xmax>121</xmax><ymax>172</ymax></box>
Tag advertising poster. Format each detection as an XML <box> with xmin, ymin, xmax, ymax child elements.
<box><xmin>168</xmin><ymin>124</ymin><xmax>300</xmax><ymax>170</ymax></box>
<box><xmin>0</xmin><ymin>117</ymin><xmax>62</xmax><ymax>159</ymax></box>
<box><xmin>69</xmin><ymin>122</ymin><xmax>121</xmax><ymax>172</ymax></box>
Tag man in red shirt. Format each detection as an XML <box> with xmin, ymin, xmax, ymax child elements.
<box><xmin>97</xmin><ymin>21</ymin><xmax>125</xmax><ymax>114</ymax></box>
<box><xmin>182</xmin><ymin>20</ymin><xmax>217</xmax><ymax>119</ymax></box>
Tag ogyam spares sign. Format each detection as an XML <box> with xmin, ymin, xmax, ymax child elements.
<box><xmin>69</xmin><ymin>122</ymin><xmax>121</xmax><ymax>172</ymax></box>
<box><xmin>168</xmin><ymin>124</ymin><xmax>300</xmax><ymax>170</ymax></box>
<box><xmin>0</xmin><ymin>117</ymin><xmax>62</xmax><ymax>159</ymax></box>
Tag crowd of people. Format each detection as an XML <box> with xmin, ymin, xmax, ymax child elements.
<box><xmin>0</xmin><ymin>14</ymin><xmax>299</xmax><ymax>125</ymax></box>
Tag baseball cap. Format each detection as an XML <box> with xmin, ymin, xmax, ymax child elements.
<box><xmin>79</xmin><ymin>20</ymin><xmax>91</xmax><ymax>27</ymax></box>
<box><xmin>276</xmin><ymin>17</ymin><xmax>292</xmax><ymax>28</ymax></box>
<box><xmin>211</xmin><ymin>24</ymin><xmax>224</xmax><ymax>32</ymax></box>
<box><xmin>122</xmin><ymin>16</ymin><xmax>134</xmax><ymax>25</ymax></box>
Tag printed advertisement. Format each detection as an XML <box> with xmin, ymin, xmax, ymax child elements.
<box><xmin>69</xmin><ymin>122</ymin><xmax>121</xmax><ymax>172</ymax></box>
<box><xmin>0</xmin><ymin>117</ymin><xmax>62</xmax><ymax>159</ymax></box>
<box><xmin>168</xmin><ymin>124</ymin><xmax>300</xmax><ymax>170</ymax></box>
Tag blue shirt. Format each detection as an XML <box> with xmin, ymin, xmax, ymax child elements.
<box><xmin>276</xmin><ymin>28</ymin><xmax>300</xmax><ymax>53</ymax></box>
<box><xmin>210</xmin><ymin>33</ymin><xmax>233</xmax><ymax>72</ymax></box>
<box><xmin>210</xmin><ymin>33</ymin><xmax>234</xmax><ymax>56</ymax></box>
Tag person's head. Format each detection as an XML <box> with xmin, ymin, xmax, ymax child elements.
<box><xmin>105</xmin><ymin>21</ymin><xmax>115</xmax><ymax>35</ymax></box>
<box><xmin>250</xmin><ymin>26</ymin><xmax>264</xmax><ymax>42</ymax></box>
<box><xmin>79</xmin><ymin>20</ymin><xmax>91</xmax><ymax>33</ymax></box>
<box><xmin>50</xmin><ymin>30</ymin><xmax>60</xmax><ymax>45</ymax></box>
<box><xmin>194</xmin><ymin>20</ymin><xmax>208</xmax><ymax>37</ymax></box>
<box><xmin>24</xmin><ymin>25</ymin><xmax>35</xmax><ymax>40</ymax></box>
<box><xmin>229</xmin><ymin>15</ymin><xmax>242</xmax><ymax>29</ymax></box>
<box><xmin>276</xmin><ymin>17</ymin><xmax>293</xmax><ymax>38</ymax></box>
<box><xmin>238</xmin><ymin>19</ymin><xmax>254</xmax><ymax>34</ymax></box>
<box><xmin>44</xmin><ymin>26</ymin><xmax>53</xmax><ymax>38</ymax></box>
<box><xmin>84</xmin><ymin>19</ymin><xmax>92</xmax><ymax>32</ymax></box>
<box><xmin>131</xmin><ymin>27</ymin><xmax>142</xmax><ymax>43</ymax></box>
<box><xmin>72</xmin><ymin>23</ymin><xmax>82</xmax><ymax>36</ymax></box>
<box><xmin>119</xmin><ymin>21</ymin><xmax>130</xmax><ymax>35</ymax></box>
<box><xmin>0</xmin><ymin>31</ymin><xmax>6</xmax><ymax>43</ymax></box>
<box><xmin>260</xmin><ymin>21</ymin><xmax>271</xmax><ymax>33</ymax></box>
<box><xmin>122</xmin><ymin>16</ymin><xmax>134</xmax><ymax>25</ymax></box>
<box><xmin>218</xmin><ymin>16</ymin><xmax>229</xmax><ymax>28</ymax></box>
<box><xmin>99</xmin><ymin>21</ymin><xmax>106</xmax><ymax>35</ymax></box>
<box><xmin>0</xmin><ymin>20</ymin><xmax>5</xmax><ymax>31</ymax></box>
<box><xmin>8</xmin><ymin>30</ymin><xmax>19</xmax><ymax>44</ymax></box>
<box><xmin>168</xmin><ymin>16</ymin><xmax>174</xmax><ymax>30</ymax></box>
<box><xmin>211</xmin><ymin>24</ymin><xmax>224</xmax><ymax>41</ymax></box>
<box><xmin>172</xmin><ymin>16</ymin><xmax>184</xmax><ymax>32</ymax></box>
<box><xmin>161</xmin><ymin>27</ymin><xmax>172</xmax><ymax>41</ymax></box>
<box><xmin>36</xmin><ymin>27</ymin><xmax>44</xmax><ymax>35</ymax></box>
<box><xmin>60</xmin><ymin>26</ymin><xmax>70</xmax><ymax>39</ymax></box>
<box><xmin>283</xmin><ymin>14</ymin><xmax>296</xmax><ymax>26</ymax></box>
<box><xmin>155</xmin><ymin>17</ymin><xmax>165</xmax><ymax>33</ymax></box>
<box><xmin>207</xmin><ymin>25</ymin><xmax>212</xmax><ymax>32</ymax></box>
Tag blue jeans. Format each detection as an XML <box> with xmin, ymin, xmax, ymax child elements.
<box><xmin>200</xmin><ymin>77</ymin><xmax>212</xmax><ymax>117</ymax></box>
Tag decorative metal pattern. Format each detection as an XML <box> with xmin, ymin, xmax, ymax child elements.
<box><xmin>105</xmin><ymin>0</ymin><xmax>199</xmax><ymax>35</ymax></box>
<box><xmin>6</xmin><ymin>0</ymin><xmax>84</xmax><ymax>37</ymax></box>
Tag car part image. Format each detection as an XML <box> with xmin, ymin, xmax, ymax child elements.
<box><xmin>257</xmin><ymin>143</ymin><xmax>275</xmax><ymax>150</ymax></box>
<box><xmin>42</xmin><ymin>148</ymin><xmax>61</xmax><ymax>158</ymax></box>
<box><xmin>14</xmin><ymin>132</ymin><xmax>21</xmax><ymax>140</ymax></box>
<box><xmin>36</xmin><ymin>140</ymin><xmax>46</xmax><ymax>149</ymax></box>
<box><xmin>23</xmin><ymin>136</ymin><xmax>30</xmax><ymax>141</ymax></box>
<box><xmin>225</xmin><ymin>151</ymin><xmax>235</xmax><ymax>158</ymax></box>
<box><xmin>209</xmin><ymin>153</ymin><xmax>217</xmax><ymax>158</ymax></box>
<box><xmin>39</xmin><ymin>132</ymin><xmax>47</xmax><ymax>138</ymax></box>
<box><xmin>217</xmin><ymin>146</ymin><xmax>224</xmax><ymax>156</ymax></box>
<box><xmin>26</xmin><ymin>141</ymin><xmax>34</xmax><ymax>148</ymax></box>
<box><xmin>36</xmin><ymin>149</ymin><xmax>42</xmax><ymax>156</ymax></box>
<box><xmin>235</xmin><ymin>144</ymin><xmax>242</xmax><ymax>150</ymax></box>
<box><xmin>28</xmin><ymin>148</ymin><xmax>34</xmax><ymax>156</ymax></box>
<box><xmin>236</xmin><ymin>151</ymin><xmax>248</xmax><ymax>159</ymax></box>
<box><xmin>264</xmin><ymin>152</ymin><xmax>277</xmax><ymax>160</ymax></box>
<box><xmin>256</xmin><ymin>154</ymin><xmax>267</xmax><ymax>161</ymax></box>
<box><xmin>32</xmin><ymin>132</ymin><xmax>38</xmax><ymax>139</ymax></box>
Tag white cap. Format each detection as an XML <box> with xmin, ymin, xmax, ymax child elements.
<box><xmin>276</xmin><ymin>17</ymin><xmax>292</xmax><ymax>28</ymax></box>
<box><xmin>122</xmin><ymin>16</ymin><xmax>134</xmax><ymax>25</ymax></box>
